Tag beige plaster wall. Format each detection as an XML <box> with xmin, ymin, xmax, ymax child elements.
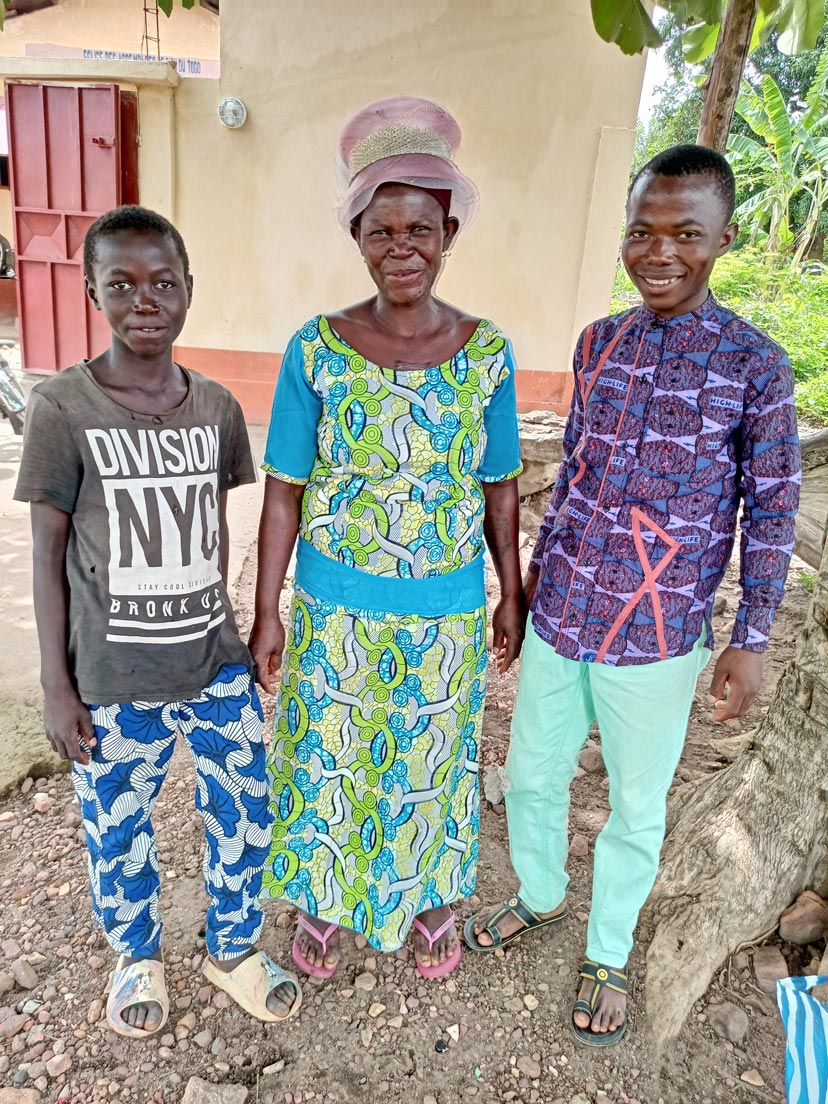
<box><xmin>172</xmin><ymin>0</ymin><xmax>646</xmax><ymax>382</ymax></box>
<box><xmin>0</xmin><ymin>0</ymin><xmax>218</xmax><ymax>60</ymax></box>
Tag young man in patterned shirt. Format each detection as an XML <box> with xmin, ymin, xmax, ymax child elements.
<box><xmin>465</xmin><ymin>146</ymin><xmax>801</xmax><ymax>1046</ymax></box>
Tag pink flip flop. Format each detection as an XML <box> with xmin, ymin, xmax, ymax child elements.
<box><xmin>412</xmin><ymin>912</ymin><xmax>463</xmax><ymax>980</ymax></box>
<box><xmin>291</xmin><ymin>914</ymin><xmax>339</xmax><ymax>979</ymax></box>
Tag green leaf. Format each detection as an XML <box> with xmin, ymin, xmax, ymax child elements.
<box><xmin>802</xmin><ymin>46</ymin><xmax>828</xmax><ymax>130</ymax></box>
<box><xmin>749</xmin><ymin>6</ymin><xmax>776</xmax><ymax>50</ymax></box>
<box><xmin>666</xmin><ymin>0</ymin><xmax>723</xmax><ymax>21</ymax></box>
<box><xmin>157</xmin><ymin>0</ymin><xmax>173</xmax><ymax>15</ymax></box>
<box><xmin>775</xmin><ymin>0</ymin><xmax>824</xmax><ymax>54</ymax></box>
<box><xmin>728</xmin><ymin>131</ymin><xmax>777</xmax><ymax>168</ymax></box>
<box><xmin>590</xmin><ymin>0</ymin><xmax>662</xmax><ymax>54</ymax></box>
<box><xmin>762</xmin><ymin>73</ymin><xmax>793</xmax><ymax>176</ymax></box>
<box><xmin>181</xmin><ymin>0</ymin><xmax>196</xmax><ymax>7</ymax></box>
<box><xmin>682</xmin><ymin>20</ymin><xmax>720</xmax><ymax>62</ymax></box>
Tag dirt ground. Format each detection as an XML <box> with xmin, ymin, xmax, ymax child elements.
<box><xmin>0</xmin><ymin>508</ymin><xmax>816</xmax><ymax>1104</ymax></box>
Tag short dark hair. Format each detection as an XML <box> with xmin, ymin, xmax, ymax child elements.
<box><xmin>629</xmin><ymin>145</ymin><xmax>736</xmax><ymax>221</ymax></box>
<box><xmin>84</xmin><ymin>205</ymin><xmax>190</xmax><ymax>280</ymax></box>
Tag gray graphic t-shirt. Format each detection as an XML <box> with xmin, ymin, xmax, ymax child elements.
<box><xmin>15</xmin><ymin>363</ymin><xmax>257</xmax><ymax>705</ymax></box>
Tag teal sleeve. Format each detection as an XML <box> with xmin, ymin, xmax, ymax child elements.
<box><xmin>262</xmin><ymin>333</ymin><xmax>322</xmax><ymax>483</ymax></box>
<box><xmin>479</xmin><ymin>339</ymin><xmax>522</xmax><ymax>482</ymax></box>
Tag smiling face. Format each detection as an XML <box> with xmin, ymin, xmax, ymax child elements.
<box><xmin>353</xmin><ymin>183</ymin><xmax>459</xmax><ymax>307</ymax></box>
<box><xmin>622</xmin><ymin>173</ymin><xmax>737</xmax><ymax>318</ymax></box>
<box><xmin>86</xmin><ymin>230</ymin><xmax>193</xmax><ymax>359</ymax></box>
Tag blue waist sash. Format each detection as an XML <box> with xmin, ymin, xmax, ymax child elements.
<box><xmin>294</xmin><ymin>539</ymin><xmax>486</xmax><ymax>618</ymax></box>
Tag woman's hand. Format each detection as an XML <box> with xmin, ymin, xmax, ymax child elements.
<box><xmin>249</xmin><ymin>616</ymin><xmax>286</xmax><ymax>696</ymax></box>
<box><xmin>491</xmin><ymin>591</ymin><xmax>527</xmax><ymax>673</ymax></box>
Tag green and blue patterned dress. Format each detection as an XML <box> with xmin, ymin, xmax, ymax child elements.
<box><xmin>260</xmin><ymin>315</ymin><xmax>521</xmax><ymax>951</ymax></box>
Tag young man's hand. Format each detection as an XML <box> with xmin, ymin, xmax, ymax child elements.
<box><xmin>249</xmin><ymin>617</ymin><xmax>286</xmax><ymax>695</ymax></box>
<box><xmin>523</xmin><ymin>568</ymin><xmax>539</xmax><ymax>617</ymax></box>
<box><xmin>43</xmin><ymin>685</ymin><xmax>96</xmax><ymax>765</ymax></box>
<box><xmin>709</xmin><ymin>646</ymin><xmax>763</xmax><ymax>723</ymax></box>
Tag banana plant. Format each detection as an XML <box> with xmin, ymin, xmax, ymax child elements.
<box><xmin>590</xmin><ymin>0</ymin><xmax>824</xmax><ymax>56</ymax></box>
<box><xmin>728</xmin><ymin>56</ymin><xmax>828</xmax><ymax>261</ymax></box>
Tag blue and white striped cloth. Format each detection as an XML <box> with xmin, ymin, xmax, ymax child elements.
<box><xmin>777</xmin><ymin>975</ymin><xmax>828</xmax><ymax>1103</ymax></box>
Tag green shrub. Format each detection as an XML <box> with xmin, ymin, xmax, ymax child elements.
<box><xmin>611</xmin><ymin>249</ymin><xmax>828</xmax><ymax>425</ymax></box>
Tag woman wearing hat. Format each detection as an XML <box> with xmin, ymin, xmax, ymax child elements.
<box><xmin>251</xmin><ymin>96</ymin><xmax>523</xmax><ymax>980</ymax></box>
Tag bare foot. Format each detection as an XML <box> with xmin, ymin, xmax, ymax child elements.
<box><xmin>294</xmin><ymin>913</ymin><xmax>341</xmax><ymax>973</ymax></box>
<box><xmin>471</xmin><ymin>897</ymin><xmax>567</xmax><ymax>947</ymax></box>
<box><xmin>412</xmin><ymin>904</ymin><xmax>458</xmax><ymax>968</ymax></box>
<box><xmin>573</xmin><ymin>973</ymin><xmax>627</xmax><ymax>1035</ymax></box>
<box><xmin>209</xmin><ymin>947</ymin><xmax>298</xmax><ymax>1018</ymax></box>
<box><xmin>119</xmin><ymin>950</ymin><xmax>164</xmax><ymax>1031</ymax></box>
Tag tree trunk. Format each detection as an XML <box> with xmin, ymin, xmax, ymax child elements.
<box><xmin>645</xmin><ymin>522</ymin><xmax>828</xmax><ymax>1045</ymax></box>
<box><xmin>697</xmin><ymin>0</ymin><xmax>758</xmax><ymax>151</ymax></box>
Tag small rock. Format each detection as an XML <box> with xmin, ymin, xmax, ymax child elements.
<box><xmin>86</xmin><ymin>998</ymin><xmax>103</xmax><ymax>1025</ymax></box>
<box><xmin>753</xmin><ymin>945</ymin><xmax>788</xmax><ymax>993</ymax></box>
<box><xmin>1</xmin><ymin>940</ymin><xmax>21</xmax><ymax>960</ymax></box>
<box><xmin>45</xmin><ymin>1053</ymin><xmax>71</xmax><ymax>1077</ymax></box>
<box><xmin>523</xmin><ymin>995</ymin><xmax>539</xmax><ymax>1011</ymax></box>
<box><xmin>732</xmin><ymin>951</ymin><xmax>749</xmax><ymax>970</ymax></box>
<box><xmin>0</xmin><ymin>971</ymin><xmax>13</xmax><ymax>994</ymax></box>
<box><xmin>1</xmin><ymin>1014</ymin><xmax>29</xmax><ymax>1040</ymax></box>
<box><xmin>368</xmin><ymin>1002</ymin><xmax>386</xmax><ymax>1018</ymax></box>
<box><xmin>262</xmin><ymin>1060</ymin><xmax>285</xmax><ymax>1076</ymax></box>
<box><xmin>31</xmin><ymin>795</ymin><xmax>54</xmax><ymax>815</ymax></box>
<box><xmin>740</xmin><ymin>1070</ymin><xmax>765</xmax><ymax>1087</ymax></box>
<box><xmin>708</xmin><ymin>1000</ymin><xmax>749</xmax><ymax>1043</ymax></box>
<box><xmin>387</xmin><ymin>1015</ymin><xmax>403</xmax><ymax>1028</ymax></box>
<box><xmin>62</xmin><ymin>806</ymin><xmax>82</xmax><ymax>828</ymax></box>
<box><xmin>482</xmin><ymin>764</ymin><xmax>507</xmax><ymax>806</ymax></box>
<box><xmin>779</xmin><ymin>891</ymin><xmax>828</xmax><ymax>945</ymax></box>
<box><xmin>193</xmin><ymin>1029</ymin><xmax>214</xmax><ymax>1049</ymax></box>
<box><xmin>11</xmin><ymin>960</ymin><xmax>37</xmax><ymax>990</ymax></box>
<box><xmin>360</xmin><ymin>1027</ymin><xmax>372</xmax><ymax>1048</ymax></box>
<box><xmin>423</xmin><ymin>1097</ymin><xmax>438</xmax><ymax>1104</ymax></box>
<box><xmin>809</xmin><ymin>983</ymin><xmax>828</xmax><ymax>1005</ymax></box>
<box><xmin>181</xmin><ymin>1078</ymin><xmax>249</xmax><ymax>1103</ymax></box>
<box><xmin>578</xmin><ymin>746</ymin><xmax>603</xmax><ymax>773</ymax></box>
<box><xmin>354</xmin><ymin>972</ymin><xmax>377</xmax><ymax>992</ymax></box>
<box><xmin>0</xmin><ymin>1090</ymin><xmax>42</xmax><ymax>1103</ymax></box>
<box><xmin>568</xmin><ymin>834</ymin><xmax>589</xmax><ymax>859</ymax></box>
<box><xmin>568</xmin><ymin>1096</ymin><xmax>591</xmax><ymax>1104</ymax></box>
<box><xmin>516</xmin><ymin>1056</ymin><xmax>541</xmax><ymax>1080</ymax></box>
<box><xmin>447</xmin><ymin>1023</ymin><xmax>459</xmax><ymax>1042</ymax></box>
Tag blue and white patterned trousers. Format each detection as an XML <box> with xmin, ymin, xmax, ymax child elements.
<box><xmin>71</xmin><ymin>664</ymin><xmax>273</xmax><ymax>961</ymax></box>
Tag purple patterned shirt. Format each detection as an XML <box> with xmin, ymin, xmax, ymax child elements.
<box><xmin>529</xmin><ymin>294</ymin><xmax>801</xmax><ymax>666</ymax></box>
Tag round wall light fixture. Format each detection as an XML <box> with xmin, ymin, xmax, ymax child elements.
<box><xmin>218</xmin><ymin>97</ymin><xmax>248</xmax><ymax>129</ymax></box>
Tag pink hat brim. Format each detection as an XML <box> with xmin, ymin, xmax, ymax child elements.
<box><xmin>338</xmin><ymin>152</ymin><xmax>479</xmax><ymax>235</ymax></box>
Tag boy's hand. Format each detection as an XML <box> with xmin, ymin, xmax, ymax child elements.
<box><xmin>249</xmin><ymin>617</ymin><xmax>285</xmax><ymax>696</ymax></box>
<box><xmin>43</xmin><ymin>686</ymin><xmax>96</xmax><ymax>765</ymax></box>
<box><xmin>709</xmin><ymin>647</ymin><xmax>763</xmax><ymax>723</ymax></box>
<box><xmin>491</xmin><ymin>592</ymin><xmax>527</xmax><ymax>674</ymax></box>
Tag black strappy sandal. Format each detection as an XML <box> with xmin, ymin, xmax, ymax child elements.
<box><xmin>463</xmin><ymin>895</ymin><xmax>568</xmax><ymax>952</ymax></box>
<box><xmin>571</xmin><ymin>958</ymin><xmax>628</xmax><ymax>1047</ymax></box>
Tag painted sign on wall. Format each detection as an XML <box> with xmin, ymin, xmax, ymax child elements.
<box><xmin>25</xmin><ymin>43</ymin><xmax>220</xmax><ymax>78</ymax></box>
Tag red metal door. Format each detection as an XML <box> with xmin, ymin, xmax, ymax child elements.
<box><xmin>7</xmin><ymin>82</ymin><xmax>136</xmax><ymax>374</ymax></box>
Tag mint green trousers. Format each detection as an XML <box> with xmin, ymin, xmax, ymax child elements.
<box><xmin>504</xmin><ymin>618</ymin><xmax>711</xmax><ymax>968</ymax></box>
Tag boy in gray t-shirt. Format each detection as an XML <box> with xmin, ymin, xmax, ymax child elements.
<box><xmin>15</xmin><ymin>206</ymin><xmax>301</xmax><ymax>1037</ymax></box>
